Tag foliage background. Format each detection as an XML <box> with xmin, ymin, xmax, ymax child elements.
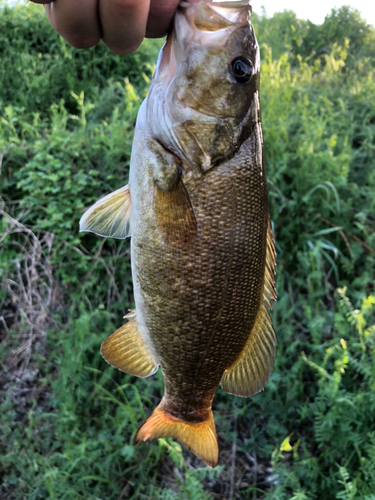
<box><xmin>0</xmin><ymin>2</ymin><xmax>374</xmax><ymax>499</ymax></box>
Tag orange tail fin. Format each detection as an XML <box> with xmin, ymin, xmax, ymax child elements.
<box><xmin>135</xmin><ymin>402</ymin><xmax>219</xmax><ymax>468</ymax></box>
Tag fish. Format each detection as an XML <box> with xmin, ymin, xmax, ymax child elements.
<box><xmin>79</xmin><ymin>0</ymin><xmax>276</xmax><ymax>468</ymax></box>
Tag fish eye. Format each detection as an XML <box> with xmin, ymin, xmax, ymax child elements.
<box><xmin>230</xmin><ymin>56</ymin><xmax>253</xmax><ymax>84</ymax></box>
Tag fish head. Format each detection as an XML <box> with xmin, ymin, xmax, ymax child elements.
<box><xmin>147</xmin><ymin>0</ymin><xmax>260</xmax><ymax>172</ymax></box>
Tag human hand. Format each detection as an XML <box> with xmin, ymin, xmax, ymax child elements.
<box><xmin>29</xmin><ymin>0</ymin><xmax>182</xmax><ymax>55</ymax></box>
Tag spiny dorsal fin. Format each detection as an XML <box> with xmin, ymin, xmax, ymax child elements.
<box><xmin>154</xmin><ymin>173</ymin><xmax>197</xmax><ymax>249</ymax></box>
<box><xmin>135</xmin><ymin>400</ymin><xmax>219</xmax><ymax>468</ymax></box>
<box><xmin>100</xmin><ymin>311</ymin><xmax>158</xmax><ymax>378</ymax></box>
<box><xmin>79</xmin><ymin>185</ymin><xmax>132</xmax><ymax>239</ymax></box>
<box><xmin>220</xmin><ymin>220</ymin><xmax>277</xmax><ymax>397</ymax></box>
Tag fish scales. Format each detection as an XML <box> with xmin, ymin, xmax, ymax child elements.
<box><xmin>80</xmin><ymin>0</ymin><xmax>276</xmax><ymax>468</ymax></box>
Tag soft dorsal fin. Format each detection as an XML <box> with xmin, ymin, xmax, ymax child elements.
<box><xmin>154</xmin><ymin>173</ymin><xmax>197</xmax><ymax>249</ymax></box>
<box><xmin>220</xmin><ymin>220</ymin><xmax>277</xmax><ymax>397</ymax></box>
<box><xmin>101</xmin><ymin>311</ymin><xmax>158</xmax><ymax>378</ymax></box>
<box><xmin>79</xmin><ymin>185</ymin><xmax>132</xmax><ymax>239</ymax></box>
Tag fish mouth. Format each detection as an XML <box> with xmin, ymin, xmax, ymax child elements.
<box><xmin>179</xmin><ymin>0</ymin><xmax>251</xmax><ymax>27</ymax></box>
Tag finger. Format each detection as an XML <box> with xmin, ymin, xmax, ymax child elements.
<box><xmin>99</xmin><ymin>0</ymin><xmax>150</xmax><ymax>55</ymax></box>
<box><xmin>45</xmin><ymin>0</ymin><xmax>101</xmax><ymax>49</ymax></box>
<box><xmin>146</xmin><ymin>0</ymin><xmax>180</xmax><ymax>39</ymax></box>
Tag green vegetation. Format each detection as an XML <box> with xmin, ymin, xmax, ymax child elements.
<box><xmin>1</xmin><ymin>2</ymin><xmax>374</xmax><ymax>498</ymax></box>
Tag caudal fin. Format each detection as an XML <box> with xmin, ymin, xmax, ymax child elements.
<box><xmin>135</xmin><ymin>402</ymin><xmax>219</xmax><ymax>468</ymax></box>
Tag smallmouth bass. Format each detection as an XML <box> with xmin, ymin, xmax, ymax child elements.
<box><xmin>80</xmin><ymin>0</ymin><xmax>276</xmax><ymax>468</ymax></box>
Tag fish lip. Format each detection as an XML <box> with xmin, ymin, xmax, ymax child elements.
<box><xmin>179</xmin><ymin>1</ymin><xmax>251</xmax><ymax>9</ymax></box>
<box><xmin>210</xmin><ymin>0</ymin><xmax>251</xmax><ymax>7</ymax></box>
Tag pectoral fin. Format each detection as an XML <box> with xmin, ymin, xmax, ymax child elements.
<box><xmin>154</xmin><ymin>174</ymin><xmax>197</xmax><ymax>249</ymax></box>
<box><xmin>80</xmin><ymin>185</ymin><xmax>132</xmax><ymax>239</ymax></box>
<box><xmin>101</xmin><ymin>311</ymin><xmax>158</xmax><ymax>378</ymax></box>
<box><xmin>220</xmin><ymin>220</ymin><xmax>277</xmax><ymax>397</ymax></box>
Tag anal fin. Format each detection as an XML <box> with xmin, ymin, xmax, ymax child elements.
<box><xmin>100</xmin><ymin>311</ymin><xmax>158</xmax><ymax>378</ymax></box>
<box><xmin>80</xmin><ymin>184</ymin><xmax>132</xmax><ymax>239</ymax></box>
<box><xmin>220</xmin><ymin>219</ymin><xmax>277</xmax><ymax>397</ymax></box>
